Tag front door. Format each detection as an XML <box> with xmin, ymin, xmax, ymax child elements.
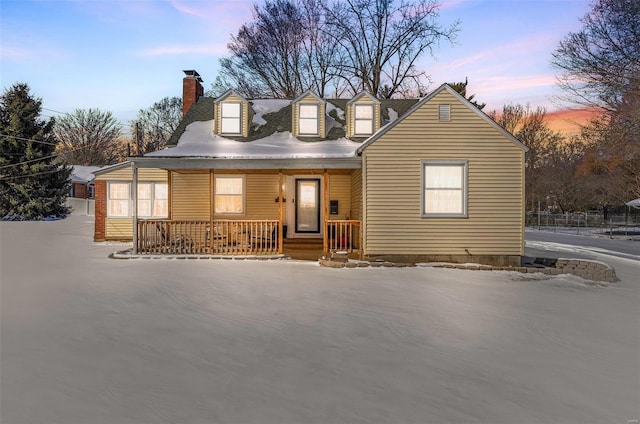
<box><xmin>295</xmin><ymin>178</ymin><xmax>320</xmax><ymax>233</ymax></box>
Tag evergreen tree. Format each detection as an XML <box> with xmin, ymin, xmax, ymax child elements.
<box><xmin>0</xmin><ymin>83</ymin><xmax>71</xmax><ymax>220</ymax></box>
<box><xmin>447</xmin><ymin>78</ymin><xmax>486</xmax><ymax>110</ymax></box>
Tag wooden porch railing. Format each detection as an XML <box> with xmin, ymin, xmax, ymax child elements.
<box><xmin>324</xmin><ymin>219</ymin><xmax>362</xmax><ymax>259</ymax></box>
<box><xmin>137</xmin><ymin>219</ymin><xmax>281</xmax><ymax>255</ymax></box>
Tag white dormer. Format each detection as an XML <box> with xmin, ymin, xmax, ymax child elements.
<box><xmin>214</xmin><ymin>89</ymin><xmax>253</xmax><ymax>137</ymax></box>
<box><xmin>346</xmin><ymin>91</ymin><xmax>381</xmax><ymax>138</ymax></box>
<box><xmin>291</xmin><ymin>90</ymin><xmax>326</xmax><ymax>138</ymax></box>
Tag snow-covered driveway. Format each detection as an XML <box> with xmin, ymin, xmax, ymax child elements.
<box><xmin>1</xmin><ymin>217</ymin><xmax>638</xmax><ymax>424</ymax></box>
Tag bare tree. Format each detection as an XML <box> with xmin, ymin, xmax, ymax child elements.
<box><xmin>213</xmin><ymin>0</ymin><xmax>458</xmax><ymax>99</ymax></box>
<box><xmin>214</xmin><ymin>0</ymin><xmax>308</xmax><ymax>98</ymax></box>
<box><xmin>325</xmin><ymin>0</ymin><xmax>459</xmax><ymax>98</ymax></box>
<box><xmin>133</xmin><ymin>97</ymin><xmax>182</xmax><ymax>154</ymax></box>
<box><xmin>54</xmin><ymin>108</ymin><xmax>124</xmax><ymax>166</ymax></box>
<box><xmin>490</xmin><ymin>104</ymin><xmax>567</xmax><ymax>211</ymax></box>
<box><xmin>551</xmin><ymin>0</ymin><xmax>640</xmax><ymax>202</ymax></box>
<box><xmin>551</xmin><ymin>0</ymin><xmax>640</xmax><ymax>111</ymax></box>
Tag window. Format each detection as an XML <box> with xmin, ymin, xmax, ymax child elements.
<box><xmin>354</xmin><ymin>104</ymin><xmax>374</xmax><ymax>135</ymax></box>
<box><xmin>215</xmin><ymin>175</ymin><xmax>244</xmax><ymax>214</ymax></box>
<box><xmin>137</xmin><ymin>183</ymin><xmax>168</xmax><ymax>218</ymax></box>
<box><xmin>220</xmin><ymin>102</ymin><xmax>242</xmax><ymax>135</ymax></box>
<box><xmin>107</xmin><ymin>182</ymin><xmax>168</xmax><ymax>218</ymax></box>
<box><xmin>422</xmin><ymin>161</ymin><xmax>468</xmax><ymax>217</ymax></box>
<box><xmin>108</xmin><ymin>183</ymin><xmax>130</xmax><ymax>217</ymax></box>
<box><xmin>88</xmin><ymin>184</ymin><xmax>95</xmax><ymax>199</ymax></box>
<box><xmin>438</xmin><ymin>104</ymin><xmax>451</xmax><ymax>121</ymax></box>
<box><xmin>298</xmin><ymin>104</ymin><xmax>319</xmax><ymax>135</ymax></box>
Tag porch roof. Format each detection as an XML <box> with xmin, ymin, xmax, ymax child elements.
<box><xmin>137</xmin><ymin>119</ymin><xmax>362</xmax><ymax>169</ymax></box>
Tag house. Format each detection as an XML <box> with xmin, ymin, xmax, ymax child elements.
<box><xmin>93</xmin><ymin>70</ymin><xmax>527</xmax><ymax>266</ymax></box>
<box><xmin>69</xmin><ymin>165</ymin><xmax>100</xmax><ymax>199</ymax></box>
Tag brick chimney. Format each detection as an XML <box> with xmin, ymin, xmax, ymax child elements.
<box><xmin>182</xmin><ymin>70</ymin><xmax>204</xmax><ymax>117</ymax></box>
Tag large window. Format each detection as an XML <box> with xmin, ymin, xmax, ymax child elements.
<box><xmin>220</xmin><ymin>102</ymin><xmax>242</xmax><ymax>135</ymax></box>
<box><xmin>422</xmin><ymin>161</ymin><xmax>468</xmax><ymax>217</ymax></box>
<box><xmin>107</xmin><ymin>182</ymin><xmax>168</xmax><ymax>218</ymax></box>
<box><xmin>108</xmin><ymin>183</ymin><xmax>130</xmax><ymax>217</ymax></box>
<box><xmin>298</xmin><ymin>104</ymin><xmax>319</xmax><ymax>135</ymax></box>
<box><xmin>137</xmin><ymin>183</ymin><xmax>168</xmax><ymax>218</ymax></box>
<box><xmin>215</xmin><ymin>175</ymin><xmax>244</xmax><ymax>214</ymax></box>
<box><xmin>354</xmin><ymin>104</ymin><xmax>374</xmax><ymax>135</ymax></box>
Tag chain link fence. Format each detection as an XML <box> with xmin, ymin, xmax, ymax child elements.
<box><xmin>526</xmin><ymin>206</ymin><xmax>640</xmax><ymax>236</ymax></box>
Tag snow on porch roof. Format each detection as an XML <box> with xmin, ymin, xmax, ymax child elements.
<box><xmin>145</xmin><ymin>120</ymin><xmax>363</xmax><ymax>159</ymax></box>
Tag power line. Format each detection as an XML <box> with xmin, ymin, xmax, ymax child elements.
<box><xmin>0</xmin><ymin>152</ymin><xmax>60</xmax><ymax>170</ymax></box>
<box><xmin>0</xmin><ymin>168</ymin><xmax>68</xmax><ymax>182</ymax></box>
<box><xmin>0</xmin><ymin>133</ymin><xmax>58</xmax><ymax>146</ymax></box>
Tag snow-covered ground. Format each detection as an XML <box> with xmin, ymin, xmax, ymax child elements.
<box><xmin>1</xmin><ymin>217</ymin><xmax>638</xmax><ymax>424</ymax></box>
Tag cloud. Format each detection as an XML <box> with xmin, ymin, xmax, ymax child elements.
<box><xmin>169</xmin><ymin>0</ymin><xmax>253</xmax><ymax>20</ymax></box>
<box><xmin>140</xmin><ymin>43</ymin><xmax>228</xmax><ymax>57</ymax></box>
<box><xmin>0</xmin><ymin>45</ymin><xmax>33</xmax><ymax>60</ymax></box>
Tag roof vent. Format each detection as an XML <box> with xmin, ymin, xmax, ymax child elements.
<box><xmin>438</xmin><ymin>104</ymin><xmax>450</xmax><ymax>121</ymax></box>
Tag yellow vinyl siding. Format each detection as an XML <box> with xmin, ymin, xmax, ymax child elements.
<box><xmin>216</xmin><ymin>174</ymin><xmax>280</xmax><ymax>220</ymax></box>
<box><xmin>351</xmin><ymin>169</ymin><xmax>362</xmax><ymax>220</ymax></box>
<box><xmin>95</xmin><ymin>167</ymin><xmax>167</xmax><ymax>182</ymax></box>
<box><xmin>171</xmin><ymin>172</ymin><xmax>210</xmax><ymax>220</ymax></box>
<box><xmin>328</xmin><ymin>174</ymin><xmax>352</xmax><ymax>219</ymax></box>
<box><xmin>363</xmin><ymin>90</ymin><xmax>525</xmax><ymax>256</ymax></box>
<box><xmin>105</xmin><ymin>217</ymin><xmax>133</xmax><ymax>239</ymax></box>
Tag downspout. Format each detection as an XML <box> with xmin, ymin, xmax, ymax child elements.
<box><xmin>131</xmin><ymin>161</ymin><xmax>138</xmax><ymax>254</ymax></box>
<box><xmin>278</xmin><ymin>171</ymin><xmax>284</xmax><ymax>254</ymax></box>
<box><xmin>323</xmin><ymin>169</ymin><xmax>329</xmax><ymax>255</ymax></box>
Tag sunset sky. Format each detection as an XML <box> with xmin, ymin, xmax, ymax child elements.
<box><xmin>1</xmin><ymin>0</ymin><xmax>592</xmax><ymax>128</ymax></box>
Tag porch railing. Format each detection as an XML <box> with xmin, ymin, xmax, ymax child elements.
<box><xmin>324</xmin><ymin>219</ymin><xmax>362</xmax><ymax>259</ymax></box>
<box><xmin>137</xmin><ymin>219</ymin><xmax>281</xmax><ymax>255</ymax></box>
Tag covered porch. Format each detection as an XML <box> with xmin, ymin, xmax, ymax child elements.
<box><xmin>129</xmin><ymin>157</ymin><xmax>363</xmax><ymax>259</ymax></box>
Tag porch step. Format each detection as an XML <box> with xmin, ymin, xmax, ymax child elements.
<box><xmin>283</xmin><ymin>238</ymin><xmax>323</xmax><ymax>250</ymax></box>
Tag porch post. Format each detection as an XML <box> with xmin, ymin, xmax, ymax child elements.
<box><xmin>131</xmin><ymin>162</ymin><xmax>138</xmax><ymax>254</ymax></box>
<box><xmin>323</xmin><ymin>169</ymin><xmax>329</xmax><ymax>255</ymax></box>
<box><xmin>278</xmin><ymin>171</ymin><xmax>283</xmax><ymax>254</ymax></box>
<box><xmin>167</xmin><ymin>170</ymin><xmax>172</xmax><ymax>220</ymax></box>
<box><xmin>209</xmin><ymin>169</ymin><xmax>214</xmax><ymax>254</ymax></box>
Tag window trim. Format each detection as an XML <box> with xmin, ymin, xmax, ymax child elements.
<box><xmin>214</xmin><ymin>174</ymin><xmax>246</xmax><ymax>215</ymax></box>
<box><xmin>106</xmin><ymin>181</ymin><xmax>168</xmax><ymax>218</ymax></box>
<box><xmin>353</xmin><ymin>103</ymin><xmax>374</xmax><ymax>136</ymax></box>
<box><xmin>107</xmin><ymin>182</ymin><xmax>131</xmax><ymax>218</ymax></box>
<box><xmin>421</xmin><ymin>160</ymin><xmax>468</xmax><ymax>218</ymax></box>
<box><xmin>136</xmin><ymin>182</ymin><xmax>168</xmax><ymax>219</ymax></box>
<box><xmin>220</xmin><ymin>101</ymin><xmax>243</xmax><ymax>136</ymax></box>
<box><xmin>298</xmin><ymin>103</ymin><xmax>320</xmax><ymax>136</ymax></box>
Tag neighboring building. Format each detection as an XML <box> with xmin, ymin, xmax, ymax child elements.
<box><xmin>69</xmin><ymin>165</ymin><xmax>100</xmax><ymax>199</ymax></box>
<box><xmin>94</xmin><ymin>70</ymin><xmax>527</xmax><ymax>266</ymax></box>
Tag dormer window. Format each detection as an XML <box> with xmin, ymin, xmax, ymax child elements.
<box><xmin>354</xmin><ymin>104</ymin><xmax>374</xmax><ymax>135</ymax></box>
<box><xmin>291</xmin><ymin>90</ymin><xmax>325</xmax><ymax>138</ymax></box>
<box><xmin>220</xmin><ymin>102</ymin><xmax>242</xmax><ymax>135</ymax></box>
<box><xmin>214</xmin><ymin>90</ymin><xmax>252</xmax><ymax>137</ymax></box>
<box><xmin>346</xmin><ymin>91</ymin><xmax>380</xmax><ymax>138</ymax></box>
<box><xmin>298</xmin><ymin>104</ymin><xmax>319</xmax><ymax>136</ymax></box>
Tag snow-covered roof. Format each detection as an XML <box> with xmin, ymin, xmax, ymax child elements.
<box><xmin>145</xmin><ymin>120</ymin><xmax>362</xmax><ymax>159</ymax></box>
<box><xmin>70</xmin><ymin>165</ymin><xmax>101</xmax><ymax>183</ymax></box>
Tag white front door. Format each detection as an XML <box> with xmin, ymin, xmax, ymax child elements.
<box><xmin>295</xmin><ymin>178</ymin><xmax>321</xmax><ymax>234</ymax></box>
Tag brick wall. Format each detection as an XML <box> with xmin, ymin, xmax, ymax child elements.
<box><xmin>94</xmin><ymin>180</ymin><xmax>106</xmax><ymax>241</ymax></box>
<box><xmin>72</xmin><ymin>183</ymin><xmax>89</xmax><ymax>199</ymax></box>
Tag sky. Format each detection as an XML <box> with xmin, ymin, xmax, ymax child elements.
<box><xmin>1</xmin><ymin>0</ymin><xmax>592</xmax><ymax>129</ymax></box>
